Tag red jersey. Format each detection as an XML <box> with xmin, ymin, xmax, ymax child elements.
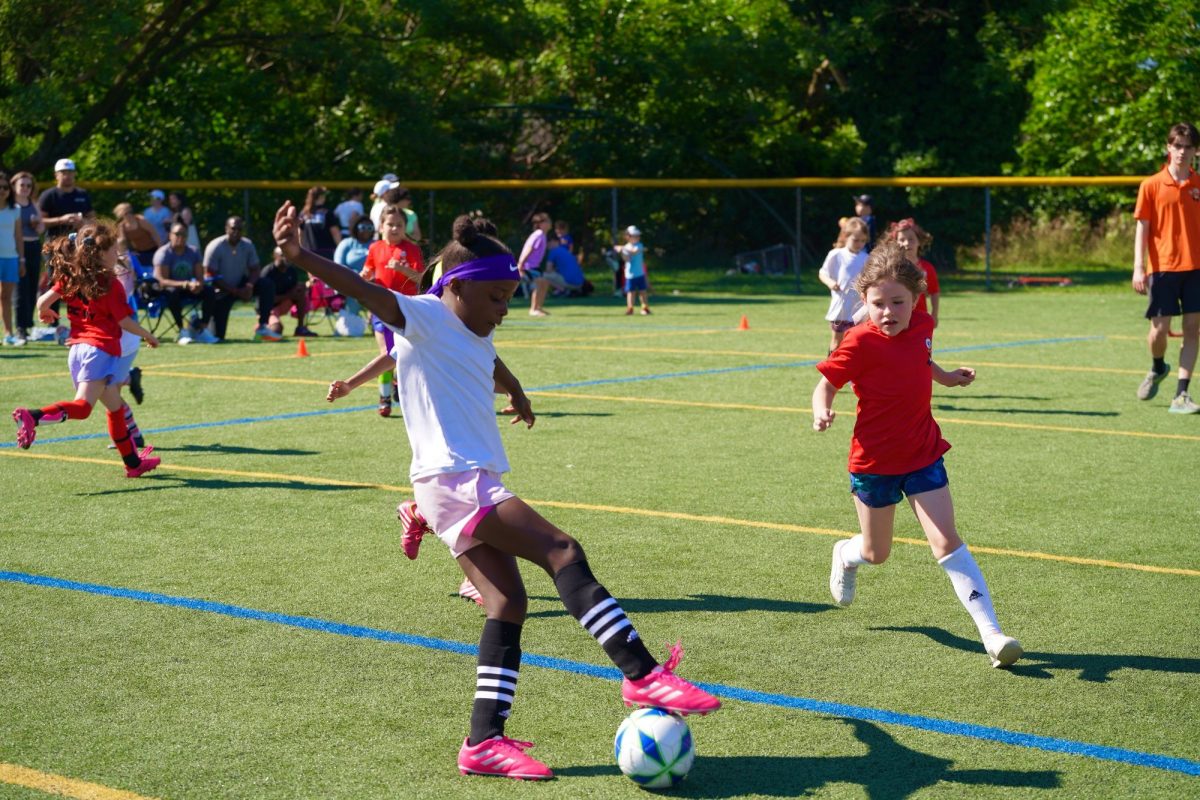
<box><xmin>914</xmin><ymin>257</ymin><xmax>939</xmax><ymax>314</ymax></box>
<box><xmin>816</xmin><ymin>310</ymin><xmax>950</xmax><ymax>475</ymax></box>
<box><xmin>53</xmin><ymin>276</ymin><xmax>131</xmax><ymax>357</ymax></box>
<box><xmin>365</xmin><ymin>239</ymin><xmax>425</xmax><ymax>295</ymax></box>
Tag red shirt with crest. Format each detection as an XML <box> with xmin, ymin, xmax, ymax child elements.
<box><xmin>816</xmin><ymin>310</ymin><xmax>950</xmax><ymax>475</ymax></box>
<box><xmin>365</xmin><ymin>239</ymin><xmax>425</xmax><ymax>295</ymax></box>
<box><xmin>53</xmin><ymin>276</ymin><xmax>131</xmax><ymax>357</ymax></box>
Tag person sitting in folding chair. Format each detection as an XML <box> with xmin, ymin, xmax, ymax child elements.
<box><xmin>152</xmin><ymin>222</ymin><xmax>216</xmax><ymax>344</ymax></box>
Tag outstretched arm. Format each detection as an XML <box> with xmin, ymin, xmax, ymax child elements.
<box><xmin>274</xmin><ymin>201</ymin><xmax>404</xmax><ymax>327</ymax></box>
<box><xmin>327</xmin><ymin>352</ymin><xmax>396</xmax><ymax>401</ymax></box>
<box><xmin>494</xmin><ymin>357</ymin><xmax>534</xmax><ymax>428</ymax></box>
<box><xmin>812</xmin><ymin>376</ymin><xmax>838</xmax><ymax>431</ymax></box>
<box><xmin>932</xmin><ymin>361</ymin><xmax>975</xmax><ymax>387</ymax></box>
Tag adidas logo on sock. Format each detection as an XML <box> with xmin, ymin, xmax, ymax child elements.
<box><xmin>500</xmin><ymin>709</ymin><xmax>511</xmax><ymax>718</ymax></box>
<box><xmin>627</xmin><ymin>630</ymin><xmax>641</xmax><ymax>643</ymax></box>
<box><xmin>968</xmin><ymin>589</ymin><xmax>983</xmax><ymax>601</ymax></box>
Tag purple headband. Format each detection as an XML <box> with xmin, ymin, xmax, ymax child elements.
<box><xmin>426</xmin><ymin>253</ymin><xmax>519</xmax><ymax>296</ymax></box>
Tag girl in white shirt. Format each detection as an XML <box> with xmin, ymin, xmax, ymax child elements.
<box><xmin>272</xmin><ymin>203</ymin><xmax>720</xmax><ymax>782</ymax></box>
<box><xmin>818</xmin><ymin>216</ymin><xmax>870</xmax><ymax>353</ymax></box>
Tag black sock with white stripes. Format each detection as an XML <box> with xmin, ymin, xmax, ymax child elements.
<box><xmin>553</xmin><ymin>560</ymin><xmax>656</xmax><ymax>681</ymax></box>
<box><xmin>468</xmin><ymin>619</ymin><xmax>522</xmax><ymax>746</ymax></box>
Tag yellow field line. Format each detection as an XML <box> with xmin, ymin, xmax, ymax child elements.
<box><xmin>969</xmin><ymin>360</ymin><xmax>1143</xmax><ymax>376</ymax></box>
<box><xmin>0</xmin><ymin>762</ymin><xmax>159</xmax><ymax>800</ymax></box>
<box><xmin>503</xmin><ymin>341</ymin><xmax>824</xmax><ymax>359</ymax></box>
<box><xmin>529</xmin><ymin>390</ymin><xmax>1200</xmax><ymax>442</ymax></box>
<box><xmin>3</xmin><ymin>450</ymin><xmax>1195</xmax><ymax>577</ymax></box>
<box><xmin>151</xmin><ymin>370</ymin><xmax>330</xmax><ymax>387</ymax></box>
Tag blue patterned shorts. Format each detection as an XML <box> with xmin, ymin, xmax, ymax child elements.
<box><xmin>849</xmin><ymin>457</ymin><xmax>948</xmax><ymax>508</ymax></box>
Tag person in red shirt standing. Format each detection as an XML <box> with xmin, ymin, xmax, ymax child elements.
<box><xmin>1132</xmin><ymin>121</ymin><xmax>1200</xmax><ymax>413</ymax></box>
<box><xmin>885</xmin><ymin>218</ymin><xmax>940</xmax><ymax>326</ymax></box>
<box><xmin>812</xmin><ymin>241</ymin><xmax>1022</xmax><ymax>669</ymax></box>
<box><xmin>11</xmin><ymin>221</ymin><xmax>161</xmax><ymax>477</ymax></box>
<box><xmin>362</xmin><ymin>204</ymin><xmax>426</xmax><ymax>416</ymax></box>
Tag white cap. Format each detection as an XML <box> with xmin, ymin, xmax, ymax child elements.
<box><xmin>54</xmin><ymin>158</ymin><xmax>77</xmax><ymax>172</ymax></box>
<box><xmin>149</xmin><ymin>189</ymin><xmax>165</xmax><ymax>200</ymax></box>
<box><xmin>381</xmin><ymin>172</ymin><xmax>399</xmax><ymax>183</ymax></box>
<box><xmin>373</xmin><ymin>179</ymin><xmax>392</xmax><ymax>196</ymax></box>
<box><xmin>626</xmin><ymin>225</ymin><xmax>642</xmax><ymax>236</ymax></box>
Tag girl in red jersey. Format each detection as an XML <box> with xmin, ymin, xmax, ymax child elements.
<box><xmin>362</xmin><ymin>204</ymin><xmax>425</xmax><ymax>416</ymax></box>
<box><xmin>11</xmin><ymin>222</ymin><xmax>161</xmax><ymax>477</ymax></box>
<box><xmin>812</xmin><ymin>241</ymin><xmax>1022</xmax><ymax>668</ymax></box>
<box><xmin>885</xmin><ymin>218</ymin><xmax>940</xmax><ymax>326</ymax></box>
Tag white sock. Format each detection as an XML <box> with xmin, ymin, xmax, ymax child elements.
<box><xmin>840</xmin><ymin>534</ymin><xmax>871</xmax><ymax>568</ymax></box>
<box><xmin>938</xmin><ymin>544</ymin><xmax>1001</xmax><ymax>639</ymax></box>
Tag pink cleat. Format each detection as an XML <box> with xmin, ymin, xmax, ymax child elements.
<box><xmin>396</xmin><ymin>500</ymin><xmax>430</xmax><ymax>560</ymax></box>
<box><xmin>458</xmin><ymin>578</ymin><xmax>485</xmax><ymax>607</ymax></box>
<box><xmin>12</xmin><ymin>408</ymin><xmax>36</xmax><ymax>449</ymax></box>
<box><xmin>621</xmin><ymin>641</ymin><xmax>721</xmax><ymax>716</ymax></box>
<box><xmin>125</xmin><ymin>455</ymin><xmax>161</xmax><ymax>478</ymax></box>
<box><xmin>457</xmin><ymin>736</ymin><xmax>553</xmax><ymax>780</ymax></box>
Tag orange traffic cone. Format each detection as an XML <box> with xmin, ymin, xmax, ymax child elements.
<box><xmin>737</xmin><ymin>314</ymin><xmax>750</xmax><ymax>331</ymax></box>
<box><xmin>296</xmin><ymin>337</ymin><xmax>310</xmax><ymax>357</ymax></box>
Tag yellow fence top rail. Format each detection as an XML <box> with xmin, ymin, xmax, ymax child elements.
<box><xmin>72</xmin><ymin>176</ymin><xmax>1143</xmax><ymax>191</ymax></box>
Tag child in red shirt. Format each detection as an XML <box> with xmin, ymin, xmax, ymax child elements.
<box><xmin>812</xmin><ymin>241</ymin><xmax>1022</xmax><ymax>668</ymax></box>
<box><xmin>362</xmin><ymin>204</ymin><xmax>425</xmax><ymax>416</ymax></box>
<box><xmin>11</xmin><ymin>222</ymin><xmax>161</xmax><ymax>477</ymax></box>
<box><xmin>886</xmin><ymin>218</ymin><xmax>940</xmax><ymax>326</ymax></box>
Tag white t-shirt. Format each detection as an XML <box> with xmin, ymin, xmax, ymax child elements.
<box><xmin>386</xmin><ymin>293</ymin><xmax>510</xmax><ymax>481</ymax></box>
<box><xmin>819</xmin><ymin>246</ymin><xmax>867</xmax><ymax>322</ymax></box>
<box><xmin>334</xmin><ymin>199</ymin><xmax>364</xmax><ymax>233</ymax></box>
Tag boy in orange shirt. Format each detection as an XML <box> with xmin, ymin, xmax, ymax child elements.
<box><xmin>1133</xmin><ymin>122</ymin><xmax>1200</xmax><ymax>413</ymax></box>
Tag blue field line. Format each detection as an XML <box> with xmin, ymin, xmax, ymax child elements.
<box><xmin>2</xmin><ymin>569</ymin><xmax>1196</xmax><ymax>777</ymax></box>
<box><xmin>0</xmin><ymin>335</ymin><xmax>1102</xmax><ymax>450</ymax></box>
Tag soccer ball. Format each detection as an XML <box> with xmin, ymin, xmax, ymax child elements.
<box><xmin>334</xmin><ymin>310</ymin><xmax>366</xmax><ymax>337</ymax></box>
<box><xmin>614</xmin><ymin>708</ymin><xmax>694</xmax><ymax>789</ymax></box>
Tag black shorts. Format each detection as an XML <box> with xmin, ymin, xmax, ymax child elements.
<box><xmin>1146</xmin><ymin>270</ymin><xmax>1200</xmax><ymax>319</ymax></box>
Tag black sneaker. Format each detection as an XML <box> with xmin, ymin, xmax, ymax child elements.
<box><xmin>129</xmin><ymin>367</ymin><xmax>145</xmax><ymax>405</ymax></box>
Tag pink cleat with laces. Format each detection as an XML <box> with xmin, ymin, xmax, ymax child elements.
<box><xmin>621</xmin><ymin>641</ymin><xmax>721</xmax><ymax>716</ymax></box>
<box><xmin>396</xmin><ymin>500</ymin><xmax>430</xmax><ymax>560</ymax></box>
<box><xmin>457</xmin><ymin>736</ymin><xmax>554</xmax><ymax>780</ymax></box>
<box><xmin>12</xmin><ymin>408</ymin><xmax>36</xmax><ymax>449</ymax></box>
<box><xmin>125</xmin><ymin>455</ymin><xmax>161</xmax><ymax>478</ymax></box>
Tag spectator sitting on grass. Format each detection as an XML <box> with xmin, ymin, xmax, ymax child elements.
<box><xmin>544</xmin><ymin>234</ymin><xmax>586</xmax><ymax>297</ymax></box>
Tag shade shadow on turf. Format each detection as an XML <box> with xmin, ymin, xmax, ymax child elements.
<box><xmin>873</xmin><ymin>626</ymin><xmax>1200</xmax><ymax>683</ymax></box>
<box><xmin>556</xmin><ymin>718</ymin><xmax>1061</xmax><ymax>798</ymax></box>
<box><xmin>526</xmin><ymin>594</ymin><xmax>838</xmax><ymax>618</ymax></box>
<box><xmin>77</xmin><ymin>475</ymin><xmax>359</xmax><ymax>497</ymax></box>
<box><xmin>152</xmin><ymin>443</ymin><xmax>321</xmax><ymax>456</ymax></box>
<box><xmin>932</xmin><ymin>402</ymin><xmax>1119</xmax><ymax>418</ymax></box>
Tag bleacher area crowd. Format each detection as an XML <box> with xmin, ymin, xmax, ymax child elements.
<box><xmin>2</xmin><ymin>162</ymin><xmax>595</xmax><ymax>347</ymax></box>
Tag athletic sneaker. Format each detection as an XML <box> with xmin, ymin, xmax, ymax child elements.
<box><xmin>396</xmin><ymin>500</ymin><xmax>430</xmax><ymax>560</ymax></box>
<box><xmin>125</xmin><ymin>455</ymin><xmax>161</xmax><ymax>478</ymax></box>
<box><xmin>194</xmin><ymin>328</ymin><xmax>219</xmax><ymax>344</ymax></box>
<box><xmin>459</xmin><ymin>578</ymin><xmax>484</xmax><ymax>607</ymax></box>
<box><xmin>378</xmin><ymin>396</ymin><xmax>392</xmax><ymax>417</ymax></box>
<box><xmin>640</xmin><ymin>308</ymin><xmax>652</xmax><ymax>315</ymax></box>
<box><xmin>3</xmin><ymin>334</ymin><xmax>18</xmax><ymax>346</ymax></box>
<box><xmin>128</xmin><ymin>367</ymin><xmax>144</xmax><ymax>405</ymax></box>
<box><xmin>294</xmin><ymin>326</ymin><xmax>319</xmax><ymax>337</ymax></box>
<box><xmin>1136</xmin><ymin>363</ymin><xmax>1170</xmax><ymax>400</ymax></box>
<box><xmin>829</xmin><ymin>539</ymin><xmax>858</xmax><ymax>607</ymax></box>
<box><xmin>177</xmin><ymin>329</ymin><xmax>194</xmax><ymax>345</ymax></box>
<box><xmin>254</xmin><ymin>326</ymin><xmax>283</xmax><ymax>342</ymax></box>
<box><xmin>984</xmin><ymin>633</ymin><xmax>1023</xmax><ymax>668</ymax></box>
<box><xmin>12</xmin><ymin>407</ymin><xmax>36</xmax><ymax>449</ymax></box>
<box><xmin>529</xmin><ymin>309</ymin><xmax>549</xmax><ymax>317</ymax></box>
<box><xmin>1169</xmin><ymin>393</ymin><xmax>1200</xmax><ymax>414</ymax></box>
<box><xmin>621</xmin><ymin>641</ymin><xmax>721</xmax><ymax>716</ymax></box>
<box><xmin>457</xmin><ymin>736</ymin><xmax>553</xmax><ymax>781</ymax></box>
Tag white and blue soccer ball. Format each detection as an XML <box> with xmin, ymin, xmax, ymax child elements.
<box><xmin>614</xmin><ymin>707</ymin><xmax>694</xmax><ymax>789</ymax></box>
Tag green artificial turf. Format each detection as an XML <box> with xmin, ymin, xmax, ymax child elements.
<box><xmin>1</xmin><ymin>287</ymin><xmax>1197</xmax><ymax>799</ymax></box>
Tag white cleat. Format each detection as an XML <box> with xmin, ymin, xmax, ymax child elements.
<box><xmin>829</xmin><ymin>539</ymin><xmax>858</xmax><ymax>607</ymax></box>
<box><xmin>984</xmin><ymin>634</ymin><xmax>1023</xmax><ymax>668</ymax></box>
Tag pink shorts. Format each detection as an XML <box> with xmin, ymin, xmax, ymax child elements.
<box><xmin>411</xmin><ymin>469</ymin><xmax>514</xmax><ymax>558</ymax></box>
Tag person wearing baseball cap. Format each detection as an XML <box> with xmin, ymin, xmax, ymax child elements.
<box><xmin>144</xmin><ymin>189</ymin><xmax>172</xmax><ymax>240</ymax></box>
<box><xmin>39</xmin><ymin>158</ymin><xmax>93</xmax><ymax>241</ymax></box>
<box><xmin>852</xmin><ymin>194</ymin><xmax>877</xmax><ymax>251</ymax></box>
